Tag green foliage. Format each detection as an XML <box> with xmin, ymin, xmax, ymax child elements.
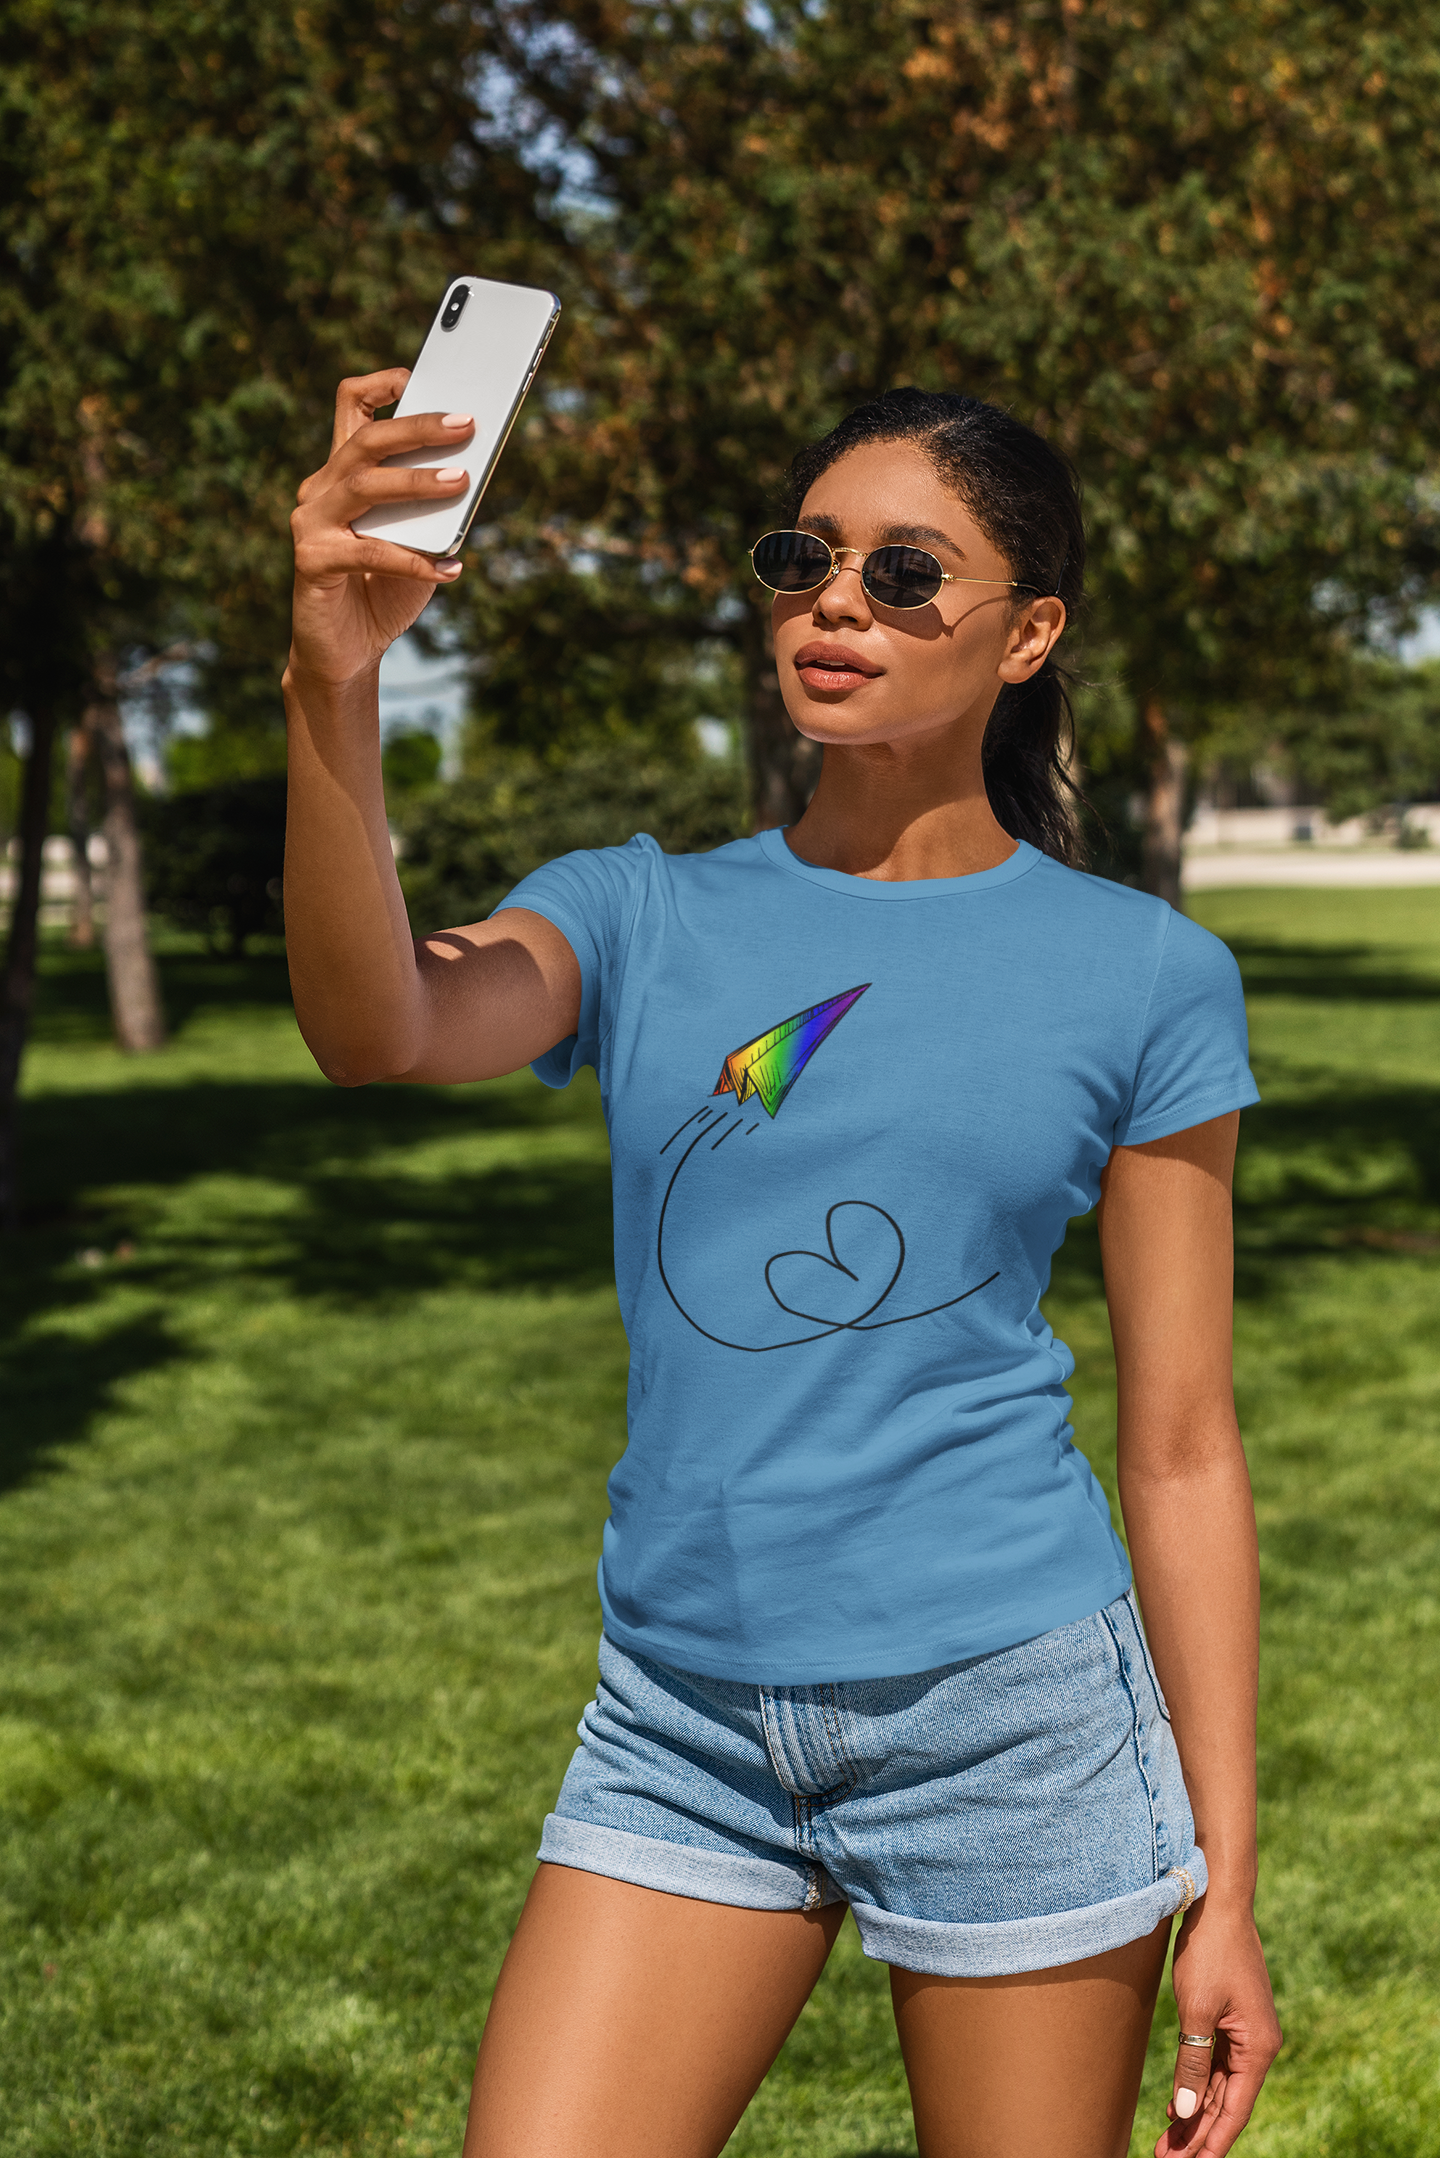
<box><xmin>163</xmin><ymin>648</ymin><xmax>296</xmax><ymax>791</ymax></box>
<box><xmin>0</xmin><ymin>891</ymin><xmax>1438</xmax><ymax>2153</ymax></box>
<box><xmin>1280</xmin><ymin>658</ymin><xmax>1440</xmax><ymax>823</ymax></box>
<box><xmin>0</xmin><ymin>0</ymin><xmax>547</xmax><ymax>711</ymax></box>
<box><xmin>396</xmin><ymin>747</ymin><xmax>748</xmax><ymax>928</ymax></box>
<box><xmin>139</xmin><ymin>776</ymin><xmax>286</xmax><ymax>954</ymax></box>
<box><xmin>166</xmin><ymin>722</ymin><xmax>289</xmax><ymax>793</ymax></box>
<box><xmin>1069</xmin><ymin>656</ymin><xmax>1147</xmax><ymax>881</ymax></box>
<box><xmin>457</xmin><ymin>561</ymin><xmax>747</xmax><ymax>766</ymax></box>
<box><xmin>463</xmin><ymin>0</ymin><xmax>1440</xmax><ymax>823</ymax></box>
<box><xmin>8</xmin><ymin>0</ymin><xmax>1437</xmax><ymax>831</ymax></box>
<box><xmin>380</xmin><ymin>728</ymin><xmax>444</xmax><ymax>801</ymax></box>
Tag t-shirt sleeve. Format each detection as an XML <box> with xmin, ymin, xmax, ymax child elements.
<box><xmin>1113</xmin><ymin>911</ymin><xmax>1260</xmax><ymax>1147</ymax></box>
<box><xmin>489</xmin><ymin>836</ymin><xmax>649</xmax><ymax>1087</ymax></box>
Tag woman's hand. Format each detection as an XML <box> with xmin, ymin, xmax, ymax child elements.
<box><xmin>1156</xmin><ymin>1897</ymin><xmax>1283</xmax><ymax>2155</ymax></box>
<box><xmin>288</xmin><ymin>368</ymin><xmax>475</xmax><ymax>689</ymax></box>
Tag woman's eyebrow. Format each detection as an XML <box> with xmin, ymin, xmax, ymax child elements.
<box><xmin>878</xmin><ymin>521</ymin><xmax>967</xmax><ymax>557</ymax></box>
<box><xmin>797</xmin><ymin>513</ymin><xmax>969</xmax><ymax>559</ymax></box>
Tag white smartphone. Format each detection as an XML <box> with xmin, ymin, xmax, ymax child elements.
<box><xmin>351</xmin><ymin>275</ymin><xmax>561</xmax><ymax>558</ymax></box>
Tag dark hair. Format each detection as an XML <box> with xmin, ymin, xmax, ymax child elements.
<box><xmin>783</xmin><ymin>388</ymin><xmax>1088</xmax><ymax>867</ymax></box>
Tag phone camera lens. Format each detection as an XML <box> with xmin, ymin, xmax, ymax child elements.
<box><xmin>440</xmin><ymin>284</ymin><xmax>470</xmax><ymax>331</ymax></box>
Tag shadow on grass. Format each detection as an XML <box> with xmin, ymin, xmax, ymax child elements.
<box><xmin>0</xmin><ymin>1311</ymin><xmax>182</xmax><ymax>1498</ymax></box>
<box><xmin>16</xmin><ymin>1071</ymin><xmax>585</xmax><ymax>1207</ymax></box>
<box><xmin>1225</xmin><ymin>935</ymin><xmax>1440</xmax><ymax>1002</ymax></box>
<box><xmin>1048</xmin><ymin>1081</ymin><xmax>1440</xmax><ymax>1310</ymax></box>
<box><xmin>0</xmin><ymin>1094</ymin><xmax>615</xmax><ymax>1493</ymax></box>
<box><xmin>5</xmin><ymin>1075</ymin><xmax>614</xmax><ymax>1259</ymax></box>
<box><xmin>3</xmin><ymin>939</ymin><xmax>624</xmax><ymax>1491</ymax></box>
<box><xmin>1230</xmin><ymin>1084</ymin><xmax>1440</xmax><ymax>1297</ymax></box>
<box><xmin>27</xmin><ymin>939</ymin><xmax>295</xmax><ymax>1045</ymax></box>
<box><xmin>2</xmin><ymin>1066</ymin><xmax>614</xmax><ymax>1497</ymax></box>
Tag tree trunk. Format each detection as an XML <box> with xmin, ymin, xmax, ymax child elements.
<box><xmin>1140</xmin><ymin>696</ymin><xmax>1187</xmax><ymax>909</ymax></box>
<box><xmin>0</xmin><ymin>702</ymin><xmax>60</xmax><ymax>1230</ymax></box>
<box><xmin>88</xmin><ymin>659</ymin><xmax>166</xmax><ymax>1052</ymax></box>
<box><xmin>741</xmin><ymin>610</ymin><xmax>821</xmax><ymax>830</ymax></box>
<box><xmin>66</xmin><ymin>714</ymin><xmax>96</xmax><ymax>948</ymax></box>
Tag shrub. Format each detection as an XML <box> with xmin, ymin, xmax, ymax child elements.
<box><xmin>141</xmin><ymin>776</ymin><xmax>287</xmax><ymax>954</ymax></box>
<box><xmin>397</xmin><ymin>750</ymin><xmax>748</xmax><ymax>928</ymax></box>
<box><xmin>381</xmin><ymin>728</ymin><xmax>443</xmax><ymax>799</ymax></box>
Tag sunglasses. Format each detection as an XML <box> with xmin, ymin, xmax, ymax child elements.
<box><xmin>749</xmin><ymin>529</ymin><xmax>1030</xmax><ymax>611</ymax></box>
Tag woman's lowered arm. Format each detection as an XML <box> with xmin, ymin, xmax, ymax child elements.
<box><xmin>1098</xmin><ymin>1113</ymin><xmax>1282</xmax><ymax>2157</ymax></box>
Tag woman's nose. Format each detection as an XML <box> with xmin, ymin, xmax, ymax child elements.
<box><xmin>814</xmin><ymin>564</ymin><xmax>872</xmax><ymax>627</ymax></box>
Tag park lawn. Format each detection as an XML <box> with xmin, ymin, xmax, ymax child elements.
<box><xmin>0</xmin><ymin>889</ymin><xmax>1436</xmax><ymax>2158</ymax></box>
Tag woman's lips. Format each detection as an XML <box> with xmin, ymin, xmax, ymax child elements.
<box><xmin>793</xmin><ymin>642</ymin><xmax>882</xmax><ymax>689</ymax></box>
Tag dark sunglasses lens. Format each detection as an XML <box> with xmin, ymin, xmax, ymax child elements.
<box><xmin>752</xmin><ymin>531</ymin><xmax>832</xmax><ymax>592</ymax></box>
<box><xmin>864</xmin><ymin>545</ymin><xmax>944</xmax><ymax>608</ymax></box>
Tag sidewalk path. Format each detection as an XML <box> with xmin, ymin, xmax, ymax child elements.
<box><xmin>1183</xmin><ymin>850</ymin><xmax>1440</xmax><ymax>889</ymax></box>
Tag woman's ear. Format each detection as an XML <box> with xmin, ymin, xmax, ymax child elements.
<box><xmin>997</xmin><ymin>595</ymin><xmax>1066</xmax><ymax>683</ymax></box>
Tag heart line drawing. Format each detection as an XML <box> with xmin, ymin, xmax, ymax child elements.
<box><xmin>656</xmin><ymin>1113</ymin><xmax>998</xmax><ymax>1354</ymax></box>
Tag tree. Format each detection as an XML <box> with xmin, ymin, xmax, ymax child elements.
<box><xmin>0</xmin><ymin>0</ymin><xmax>549</xmax><ymax>1200</ymax></box>
<box><xmin>0</xmin><ymin>533</ymin><xmax>91</xmax><ymax>1227</ymax></box>
<box><xmin>0</xmin><ymin>705</ymin><xmax>57</xmax><ymax>1229</ymax></box>
<box><xmin>0</xmin><ymin>0</ymin><xmax>548</xmax><ymax>954</ymax></box>
<box><xmin>468</xmin><ymin>0</ymin><xmax>1440</xmax><ymax>888</ymax></box>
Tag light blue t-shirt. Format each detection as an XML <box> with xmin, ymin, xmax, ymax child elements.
<box><xmin>494</xmin><ymin>828</ymin><xmax>1259</xmax><ymax>1685</ymax></box>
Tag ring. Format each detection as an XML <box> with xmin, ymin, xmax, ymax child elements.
<box><xmin>1178</xmin><ymin>2033</ymin><xmax>1216</xmax><ymax>2050</ymax></box>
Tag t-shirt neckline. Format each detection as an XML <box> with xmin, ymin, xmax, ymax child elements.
<box><xmin>756</xmin><ymin>825</ymin><xmax>1041</xmax><ymax>900</ymax></box>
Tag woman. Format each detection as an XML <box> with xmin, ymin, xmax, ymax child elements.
<box><xmin>284</xmin><ymin>375</ymin><xmax>1282</xmax><ymax>2158</ymax></box>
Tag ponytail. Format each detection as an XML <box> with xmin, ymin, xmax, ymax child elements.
<box><xmin>783</xmin><ymin>388</ymin><xmax>1089</xmax><ymax>868</ymax></box>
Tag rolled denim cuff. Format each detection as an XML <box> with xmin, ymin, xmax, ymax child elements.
<box><xmin>538</xmin><ymin>1813</ymin><xmax>830</xmax><ymax>1910</ymax></box>
<box><xmin>850</xmin><ymin>1849</ymin><xmax>1208</xmax><ymax>1977</ymax></box>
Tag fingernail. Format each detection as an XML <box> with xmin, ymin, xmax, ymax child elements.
<box><xmin>435</xmin><ymin>466</ymin><xmax>466</xmax><ymax>484</ymax></box>
<box><xmin>437</xmin><ymin>558</ymin><xmax>463</xmax><ymax>578</ymax></box>
<box><xmin>442</xmin><ymin>412</ymin><xmax>473</xmax><ymax>428</ymax></box>
<box><xmin>1174</xmin><ymin>2089</ymin><xmax>1198</xmax><ymax>2119</ymax></box>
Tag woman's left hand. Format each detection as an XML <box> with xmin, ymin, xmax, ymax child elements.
<box><xmin>1156</xmin><ymin>1897</ymin><xmax>1283</xmax><ymax>2155</ymax></box>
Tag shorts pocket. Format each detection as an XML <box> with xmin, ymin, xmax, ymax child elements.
<box><xmin>1124</xmin><ymin>1590</ymin><xmax>1171</xmax><ymax>1723</ymax></box>
<box><xmin>1103</xmin><ymin>1596</ymin><xmax>1195</xmax><ymax>1880</ymax></box>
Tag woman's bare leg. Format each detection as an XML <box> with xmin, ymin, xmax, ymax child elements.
<box><xmin>462</xmin><ymin>1862</ymin><xmax>846</xmax><ymax>2158</ymax></box>
<box><xmin>891</xmin><ymin>1918</ymin><xmax>1172</xmax><ymax>2158</ymax></box>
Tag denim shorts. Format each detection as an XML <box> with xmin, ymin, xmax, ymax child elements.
<box><xmin>538</xmin><ymin>1592</ymin><xmax>1204</xmax><ymax>1977</ymax></box>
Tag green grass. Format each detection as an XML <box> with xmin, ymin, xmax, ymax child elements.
<box><xmin>1</xmin><ymin>893</ymin><xmax>1437</xmax><ymax>2157</ymax></box>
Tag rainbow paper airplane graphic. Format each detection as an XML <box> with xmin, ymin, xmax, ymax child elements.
<box><xmin>712</xmin><ymin>984</ymin><xmax>870</xmax><ymax>1119</ymax></box>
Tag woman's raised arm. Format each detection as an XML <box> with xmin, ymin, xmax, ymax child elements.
<box><xmin>281</xmin><ymin>371</ymin><xmax>579</xmax><ymax>1087</ymax></box>
<box><xmin>1098</xmin><ymin>1113</ymin><xmax>1283</xmax><ymax>2157</ymax></box>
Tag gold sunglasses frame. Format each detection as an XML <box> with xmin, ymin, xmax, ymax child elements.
<box><xmin>748</xmin><ymin>530</ymin><xmax>1025</xmax><ymax>606</ymax></box>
